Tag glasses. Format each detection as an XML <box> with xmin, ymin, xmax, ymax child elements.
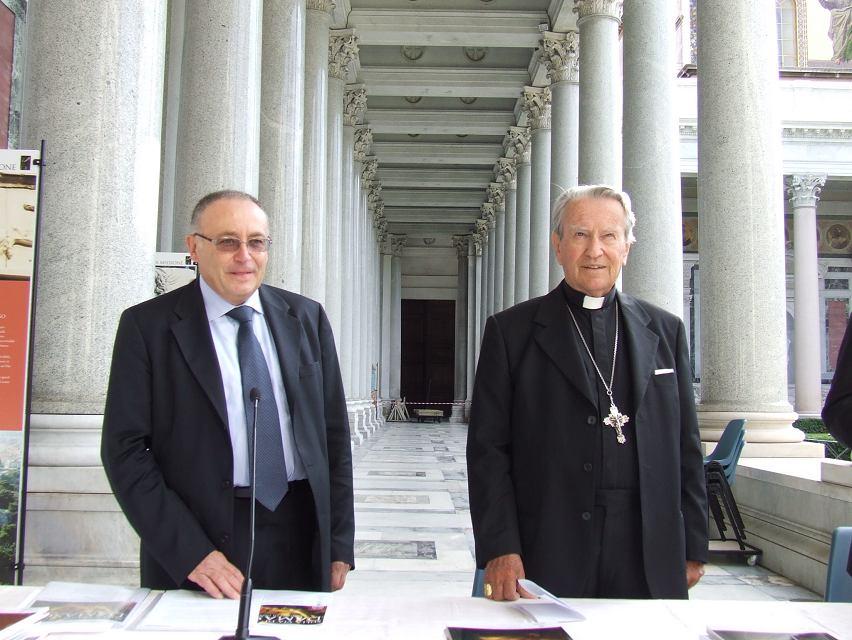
<box><xmin>193</xmin><ymin>233</ymin><xmax>272</xmax><ymax>254</ymax></box>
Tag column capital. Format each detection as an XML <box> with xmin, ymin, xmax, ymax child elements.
<box><xmin>307</xmin><ymin>0</ymin><xmax>335</xmax><ymax>14</ymax></box>
<box><xmin>361</xmin><ymin>156</ymin><xmax>379</xmax><ymax>185</ymax></box>
<box><xmin>475</xmin><ymin>218</ymin><xmax>490</xmax><ymax>242</ymax></box>
<box><xmin>573</xmin><ymin>0</ymin><xmax>622</xmax><ymax>23</ymax></box>
<box><xmin>481</xmin><ymin>202</ymin><xmax>496</xmax><ymax>227</ymax></box>
<box><xmin>541</xmin><ymin>31</ymin><xmax>580</xmax><ymax>84</ymax></box>
<box><xmin>505</xmin><ymin>126</ymin><xmax>531</xmax><ymax>163</ymax></box>
<box><xmin>471</xmin><ymin>231</ymin><xmax>484</xmax><ymax>256</ymax></box>
<box><xmin>354</xmin><ymin>127</ymin><xmax>373</xmax><ymax>162</ymax></box>
<box><xmin>487</xmin><ymin>182</ymin><xmax>505</xmax><ymax>209</ymax></box>
<box><xmin>375</xmin><ymin>213</ymin><xmax>387</xmax><ymax>233</ymax></box>
<box><xmin>495</xmin><ymin>157</ymin><xmax>517</xmax><ymax>189</ymax></box>
<box><xmin>367</xmin><ymin>181</ymin><xmax>383</xmax><ymax>209</ymax></box>
<box><xmin>344</xmin><ymin>85</ymin><xmax>368</xmax><ymax>126</ymax></box>
<box><xmin>390</xmin><ymin>233</ymin><xmax>408</xmax><ymax>257</ymax></box>
<box><xmin>786</xmin><ymin>174</ymin><xmax>827</xmax><ymax>208</ymax></box>
<box><xmin>522</xmin><ymin>86</ymin><xmax>552</xmax><ymax>131</ymax></box>
<box><xmin>329</xmin><ymin>29</ymin><xmax>359</xmax><ymax>81</ymax></box>
<box><xmin>452</xmin><ymin>234</ymin><xmax>470</xmax><ymax>257</ymax></box>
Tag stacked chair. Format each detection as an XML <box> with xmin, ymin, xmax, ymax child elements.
<box><xmin>825</xmin><ymin>526</ymin><xmax>852</xmax><ymax>602</ymax></box>
<box><xmin>704</xmin><ymin>419</ymin><xmax>763</xmax><ymax>565</ymax></box>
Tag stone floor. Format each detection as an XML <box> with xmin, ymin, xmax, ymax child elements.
<box><xmin>345</xmin><ymin>420</ymin><xmax>822</xmax><ymax>602</ymax></box>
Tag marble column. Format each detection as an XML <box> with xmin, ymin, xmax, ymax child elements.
<box><xmin>541</xmin><ymin>31</ymin><xmax>580</xmax><ymax>289</ymax></box>
<box><xmin>576</xmin><ymin>0</ymin><xmax>622</xmax><ymax>187</ymax></box>
<box><xmin>21</xmin><ymin>0</ymin><xmax>167</xmax><ymax>584</ymax></box>
<box><xmin>467</xmin><ymin>234</ymin><xmax>482</xmax><ymax>418</ymax></box>
<box><xmin>380</xmin><ymin>247</ymin><xmax>393</xmax><ymax>409</ymax></box>
<box><xmin>260</xmin><ymin>0</ymin><xmax>305</xmax><ymax>291</ymax></box>
<box><xmin>476</xmin><ymin>218</ymin><xmax>490</xmax><ymax>338</ymax></box>
<box><xmin>525</xmin><ymin>86</ymin><xmax>552</xmax><ymax>298</ymax></box>
<box><xmin>489</xmin><ymin>183</ymin><xmax>506</xmax><ymax>312</ymax></box>
<box><xmin>172</xmin><ymin>1</ymin><xmax>262</xmax><ymax>247</ymax></box>
<box><xmin>325</xmin><ymin>30</ymin><xmax>359</xmax><ymax>344</ymax></box>
<box><xmin>389</xmin><ymin>234</ymin><xmax>406</xmax><ymax>400</ymax></box>
<box><xmin>451</xmin><ymin>235</ymin><xmax>469</xmax><ymax>422</ymax></box>
<box><xmin>622</xmin><ymin>0</ymin><xmax>683</xmax><ymax>316</ymax></box>
<box><xmin>497</xmin><ymin>157</ymin><xmax>518</xmax><ymax>309</ymax></box>
<box><xmin>696</xmin><ymin>0</ymin><xmax>812</xmax><ymax>456</ymax></box>
<box><xmin>787</xmin><ymin>174</ymin><xmax>827</xmax><ymax>415</ymax></box>
<box><xmin>300</xmin><ymin>0</ymin><xmax>333</xmax><ymax>303</ymax></box>
<box><xmin>508</xmin><ymin>127</ymin><xmax>532</xmax><ymax>303</ymax></box>
<box><xmin>482</xmin><ymin>203</ymin><xmax>496</xmax><ymax>318</ymax></box>
<box><xmin>340</xmin><ymin>89</ymin><xmax>367</xmax><ymax>399</ymax></box>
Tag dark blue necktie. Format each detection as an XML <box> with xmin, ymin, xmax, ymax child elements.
<box><xmin>227</xmin><ymin>305</ymin><xmax>288</xmax><ymax>511</ymax></box>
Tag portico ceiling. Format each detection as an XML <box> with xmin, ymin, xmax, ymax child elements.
<box><xmin>340</xmin><ymin>0</ymin><xmax>577</xmax><ymax>243</ymax></box>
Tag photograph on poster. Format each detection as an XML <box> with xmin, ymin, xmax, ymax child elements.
<box><xmin>0</xmin><ymin>172</ymin><xmax>36</xmax><ymax>280</ymax></box>
<box><xmin>154</xmin><ymin>253</ymin><xmax>197</xmax><ymax>296</ymax></box>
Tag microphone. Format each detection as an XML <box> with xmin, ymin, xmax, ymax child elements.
<box><xmin>220</xmin><ymin>388</ymin><xmax>276</xmax><ymax>640</ymax></box>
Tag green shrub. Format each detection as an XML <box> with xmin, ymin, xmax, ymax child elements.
<box><xmin>794</xmin><ymin>418</ymin><xmax>826</xmax><ymax>434</ymax></box>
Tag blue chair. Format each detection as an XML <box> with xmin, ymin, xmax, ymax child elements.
<box><xmin>825</xmin><ymin>526</ymin><xmax>852</xmax><ymax>602</ymax></box>
<box><xmin>471</xmin><ymin>568</ymin><xmax>485</xmax><ymax>597</ymax></box>
<box><xmin>705</xmin><ymin>419</ymin><xmax>747</xmax><ymax>485</ymax></box>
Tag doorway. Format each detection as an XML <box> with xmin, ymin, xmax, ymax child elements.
<box><xmin>401</xmin><ymin>299</ymin><xmax>455</xmax><ymax>418</ymax></box>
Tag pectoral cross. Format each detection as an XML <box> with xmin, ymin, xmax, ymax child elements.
<box><xmin>603</xmin><ymin>403</ymin><xmax>629</xmax><ymax>444</ymax></box>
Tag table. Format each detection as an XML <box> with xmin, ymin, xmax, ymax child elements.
<box><xmin>1</xmin><ymin>587</ymin><xmax>850</xmax><ymax>639</ymax></box>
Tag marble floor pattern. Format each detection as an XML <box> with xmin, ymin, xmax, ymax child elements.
<box><xmin>345</xmin><ymin>420</ymin><xmax>821</xmax><ymax>602</ymax></box>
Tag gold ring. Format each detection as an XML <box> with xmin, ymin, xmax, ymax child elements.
<box><xmin>484</xmin><ymin>583</ymin><xmax>493</xmax><ymax>598</ymax></box>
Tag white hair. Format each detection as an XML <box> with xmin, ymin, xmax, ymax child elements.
<box><xmin>551</xmin><ymin>184</ymin><xmax>637</xmax><ymax>244</ymax></box>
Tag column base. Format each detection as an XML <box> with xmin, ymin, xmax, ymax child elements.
<box><xmin>698</xmin><ymin>409</ymin><xmax>822</xmax><ymax>458</ymax></box>
<box><xmin>346</xmin><ymin>401</ymin><xmax>364</xmax><ymax>446</ymax></box>
<box><xmin>449</xmin><ymin>404</ymin><xmax>466</xmax><ymax>423</ymax></box>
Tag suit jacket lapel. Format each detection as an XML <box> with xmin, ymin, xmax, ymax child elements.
<box><xmin>170</xmin><ymin>282</ymin><xmax>228</xmax><ymax>427</ymax></box>
<box><xmin>259</xmin><ymin>286</ymin><xmax>302</xmax><ymax>417</ymax></box>
<box><xmin>618</xmin><ymin>293</ymin><xmax>659</xmax><ymax>413</ymax></box>
<box><xmin>533</xmin><ymin>287</ymin><xmax>597</xmax><ymax>407</ymax></box>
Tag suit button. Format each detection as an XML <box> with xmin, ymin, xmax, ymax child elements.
<box><xmin>581</xmin><ymin>511</ymin><xmax>592</xmax><ymax>521</ymax></box>
<box><xmin>220</xmin><ymin>534</ymin><xmax>230</xmax><ymax>545</ymax></box>
<box><xmin>221</xmin><ymin>479</ymin><xmax>232</xmax><ymax>489</ymax></box>
<box><xmin>583</xmin><ymin>463</ymin><xmax>593</xmax><ymax>472</ymax></box>
<box><xmin>587</xmin><ymin>415</ymin><xmax>597</xmax><ymax>425</ymax></box>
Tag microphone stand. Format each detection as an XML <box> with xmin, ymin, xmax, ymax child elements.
<box><xmin>220</xmin><ymin>388</ymin><xmax>277</xmax><ymax>640</ymax></box>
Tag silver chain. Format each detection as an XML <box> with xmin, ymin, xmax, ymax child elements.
<box><xmin>566</xmin><ymin>301</ymin><xmax>619</xmax><ymax>404</ymax></box>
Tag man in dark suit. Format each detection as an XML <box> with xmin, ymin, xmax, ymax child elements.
<box><xmin>101</xmin><ymin>190</ymin><xmax>354</xmax><ymax>598</ymax></box>
<box><xmin>467</xmin><ymin>185</ymin><xmax>708</xmax><ymax>600</ymax></box>
<box><xmin>822</xmin><ymin>315</ymin><xmax>852</xmax><ymax>575</ymax></box>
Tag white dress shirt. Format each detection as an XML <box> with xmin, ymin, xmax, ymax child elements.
<box><xmin>199</xmin><ymin>277</ymin><xmax>306</xmax><ymax>486</ymax></box>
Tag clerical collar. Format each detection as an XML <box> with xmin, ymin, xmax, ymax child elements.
<box><xmin>560</xmin><ymin>280</ymin><xmax>617</xmax><ymax>310</ymax></box>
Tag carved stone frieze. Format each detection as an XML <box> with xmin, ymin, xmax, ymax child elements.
<box><xmin>354</xmin><ymin>128</ymin><xmax>373</xmax><ymax>162</ymax></box>
<box><xmin>523</xmin><ymin>86</ymin><xmax>552</xmax><ymax>131</ymax></box>
<box><xmin>573</xmin><ymin>0</ymin><xmax>622</xmax><ymax>22</ymax></box>
<box><xmin>306</xmin><ymin>0</ymin><xmax>335</xmax><ymax>14</ymax></box>
<box><xmin>505</xmin><ymin>126</ymin><xmax>531</xmax><ymax>163</ymax></box>
<box><xmin>328</xmin><ymin>31</ymin><xmax>359</xmax><ymax>81</ymax></box>
<box><xmin>786</xmin><ymin>174</ymin><xmax>826</xmax><ymax>208</ymax></box>
<box><xmin>495</xmin><ymin>157</ymin><xmax>517</xmax><ymax>189</ymax></box>
<box><xmin>541</xmin><ymin>31</ymin><xmax>580</xmax><ymax>84</ymax></box>
<box><xmin>343</xmin><ymin>86</ymin><xmax>367</xmax><ymax>126</ymax></box>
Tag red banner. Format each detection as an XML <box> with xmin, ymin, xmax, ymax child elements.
<box><xmin>0</xmin><ymin>279</ymin><xmax>30</xmax><ymax>430</ymax></box>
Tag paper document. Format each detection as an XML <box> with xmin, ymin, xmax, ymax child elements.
<box><xmin>25</xmin><ymin>582</ymin><xmax>152</xmax><ymax>631</ymax></box>
<box><xmin>514</xmin><ymin>580</ymin><xmax>584</xmax><ymax>623</ymax></box>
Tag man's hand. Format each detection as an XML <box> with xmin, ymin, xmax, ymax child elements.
<box><xmin>484</xmin><ymin>554</ymin><xmax>536</xmax><ymax>601</ymax></box>
<box><xmin>188</xmin><ymin>550</ymin><xmax>244</xmax><ymax>599</ymax></box>
<box><xmin>330</xmin><ymin>561</ymin><xmax>351</xmax><ymax>591</ymax></box>
<box><xmin>686</xmin><ymin>560</ymin><xmax>705</xmax><ymax>589</ymax></box>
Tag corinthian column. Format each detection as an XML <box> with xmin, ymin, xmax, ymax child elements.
<box><xmin>467</xmin><ymin>233</ymin><xmax>482</xmax><ymax>418</ymax></box>
<box><xmin>301</xmin><ymin>0</ymin><xmax>334</xmax><ymax>303</ymax></box>
<box><xmin>576</xmin><ymin>0</ymin><xmax>622</xmax><ymax>186</ymax></box>
<box><xmin>260</xmin><ymin>0</ymin><xmax>305</xmax><ymax>291</ymax></box>
<box><xmin>787</xmin><ymin>174</ymin><xmax>827</xmax><ymax>415</ymax></box>
<box><xmin>325</xmin><ymin>29</ymin><xmax>358</xmax><ymax>342</ymax></box>
<box><xmin>507</xmin><ymin>127</ymin><xmax>532</xmax><ymax>302</ymax></box>
<box><xmin>622</xmin><ymin>0</ymin><xmax>683</xmax><ymax>316</ymax></box>
<box><xmin>173</xmin><ymin>1</ymin><xmax>262</xmax><ymax>245</ymax></box>
<box><xmin>476</xmin><ymin>218</ymin><xmax>490</xmax><ymax>338</ymax></box>
<box><xmin>541</xmin><ymin>31</ymin><xmax>580</xmax><ymax>288</ymax></box>
<box><xmin>21</xmin><ymin>0</ymin><xmax>167</xmax><ymax>584</ymax></box>
<box><xmin>389</xmin><ymin>234</ymin><xmax>407</xmax><ymax>399</ymax></box>
<box><xmin>488</xmin><ymin>182</ymin><xmax>506</xmax><ymax>312</ymax></box>
<box><xmin>451</xmin><ymin>235</ymin><xmax>469</xmax><ymax>422</ymax></box>
<box><xmin>340</xmin><ymin>86</ymin><xmax>367</xmax><ymax>396</ymax></box>
<box><xmin>496</xmin><ymin>157</ymin><xmax>518</xmax><ymax>308</ymax></box>
<box><xmin>524</xmin><ymin>86</ymin><xmax>552</xmax><ymax>298</ymax></box>
<box><xmin>482</xmin><ymin>203</ymin><xmax>496</xmax><ymax>318</ymax></box>
<box><xmin>696</xmin><ymin>0</ymin><xmax>813</xmax><ymax>456</ymax></box>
